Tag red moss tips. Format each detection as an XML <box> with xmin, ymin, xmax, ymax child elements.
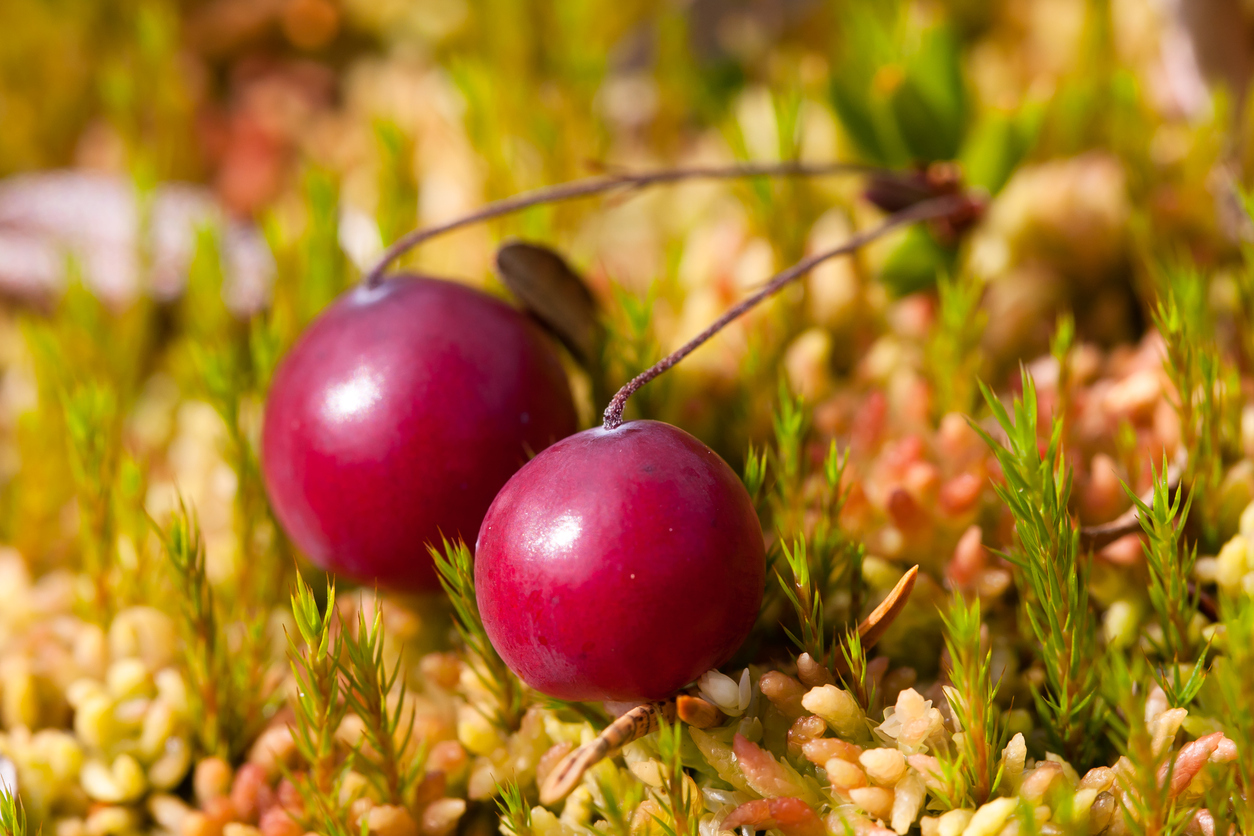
<box><xmin>723</xmin><ymin>797</ymin><xmax>826</xmax><ymax>836</ymax></box>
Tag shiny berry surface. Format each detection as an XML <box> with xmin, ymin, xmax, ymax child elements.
<box><xmin>262</xmin><ymin>274</ymin><xmax>578</xmax><ymax>591</ymax></box>
<box><xmin>475</xmin><ymin>420</ymin><xmax>765</xmax><ymax>702</ymax></box>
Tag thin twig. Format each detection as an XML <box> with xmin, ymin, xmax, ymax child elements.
<box><xmin>363</xmin><ymin>161</ymin><xmax>885</xmax><ymax>287</ymax></box>
<box><xmin>1078</xmin><ymin>456</ymin><xmax>1187</xmax><ymax>551</ymax></box>
<box><xmin>602</xmin><ymin>195</ymin><xmax>973</xmax><ymax>429</ymax></box>
<box><xmin>539</xmin><ymin>702</ymin><xmax>677</xmax><ymax>805</ymax></box>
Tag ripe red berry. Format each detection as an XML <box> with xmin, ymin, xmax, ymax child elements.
<box><xmin>262</xmin><ymin>275</ymin><xmax>578</xmax><ymax>592</ymax></box>
<box><xmin>475</xmin><ymin>420</ymin><xmax>765</xmax><ymax>702</ymax></box>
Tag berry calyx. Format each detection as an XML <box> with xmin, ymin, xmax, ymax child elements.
<box><xmin>475</xmin><ymin>420</ymin><xmax>766</xmax><ymax>702</ymax></box>
<box><xmin>261</xmin><ymin>274</ymin><xmax>577</xmax><ymax>592</ymax></box>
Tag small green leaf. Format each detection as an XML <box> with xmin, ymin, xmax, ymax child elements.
<box><xmin>831</xmin><ymin>79</ymin><xmax>900</xmax><ymax>166</ymax></box>
<box><xmin>878</xmin><ymin>225</ymin><xmax>956</xmax><ymax>297</ymax></box>
<box><xmin>961</xmin><ymin>106</ymin><xmax>1042</xmax><ymax>194</ymax></box>
<box><xmin>894</xmin><ymin>26</ymin><xmax>966</xmax><ymax>161</ymax></box>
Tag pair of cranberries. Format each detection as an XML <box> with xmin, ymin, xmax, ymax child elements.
<box><xmin>262</xmin><ymin>274</ymin><xmax>765</xmax><ymax>701</ymax></box>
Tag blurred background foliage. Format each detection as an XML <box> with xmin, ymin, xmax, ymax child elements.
<box><xmin>7</xmin><ymin>1</ymin><xmax>1254</xmax><ymax>832</ymax></box>
<box><xmin>0</xmin><ymin>0</ymin><xmax>1253</xmax><ymax>576</ymax></box>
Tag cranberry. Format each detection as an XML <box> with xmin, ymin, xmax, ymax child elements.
<box><xmin>475</xmin><ymin>420</ymin><xmax>765</xmax><ymax>702</ymax></box>
<box><xmin>262</xmin><ymin>275</ymin><xmax>578</xmax><ymax>591</ymax></box>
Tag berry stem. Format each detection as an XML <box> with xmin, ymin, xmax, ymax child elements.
<box><xmin>1077</xmin><ymin>450</ymin><xmax>1186</xmax><ymax>551</ymax></box>
<box><xmin>363</xmin><ymin>160</ymin><xmax>884</xmax><ymax>287</ymax></box>
<box><xmin>539</xmin><ymin>701</ymin><xmax>677</xmax><ymax>805</ymax></box>
<box><xmin>601</xmin><ymin>194</ymin><xmax>973</xmax><ymax>430</ymax></box>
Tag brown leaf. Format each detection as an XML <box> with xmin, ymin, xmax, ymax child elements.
<box><xmin>495</xmin><ymin>241</ymin><xmax>603</xmax><ymax>367</ymax></box>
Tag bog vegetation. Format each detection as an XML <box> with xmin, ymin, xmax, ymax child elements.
<box><xmin>2</xmin><ymin>1</ymin><xmax>1254</xmax><ymax>836</ymax></box>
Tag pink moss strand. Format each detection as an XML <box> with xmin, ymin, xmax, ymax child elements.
<box><xmin>601</xmin><ymin>194</ymin><xmax>971</xmax><ymax>430</ymax></box>
<box><xmin>362</xmin><ymin>161</ymin><xmax>884</xmax><ymax>287</ymax></box>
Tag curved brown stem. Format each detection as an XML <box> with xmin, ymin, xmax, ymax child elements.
<box><xmin>1078</xmin><ymin>455</ymin><xmax>1187</xmax><ymax>551</ymax></box>
<box><xmin>601</xmin><ymin>195</ymin><xmax>975</xmax><ymax>429</ymax></box>
<box><xmin>539</xmin><ymin>702</ymin><xmax>677</xmax><ymax>805</ymax></box>
<box><xmin>363</xmin><ymin>160</ymin><xmax>884</xmax><ymax>288</ymax></box>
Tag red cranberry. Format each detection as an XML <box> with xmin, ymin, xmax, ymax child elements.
<box><xmin>262</xmin><ymin>275</ymin><xmax>578</xmax><ymax>591</ymax></box>
<box><xmin>475</xmin><ymin>420</ymin><xmax>765</xmax><ymax>702</ymax></box>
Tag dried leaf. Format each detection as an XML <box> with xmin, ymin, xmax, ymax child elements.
<box><xmin>495</xmin><ymin>241</ymin><xmax>603</xmax><ymax>367</ymax></box>
<box><xmin>859</xmin><ymin>565</ymin><xmax>918</xmax><ymax>648</ymax></box>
